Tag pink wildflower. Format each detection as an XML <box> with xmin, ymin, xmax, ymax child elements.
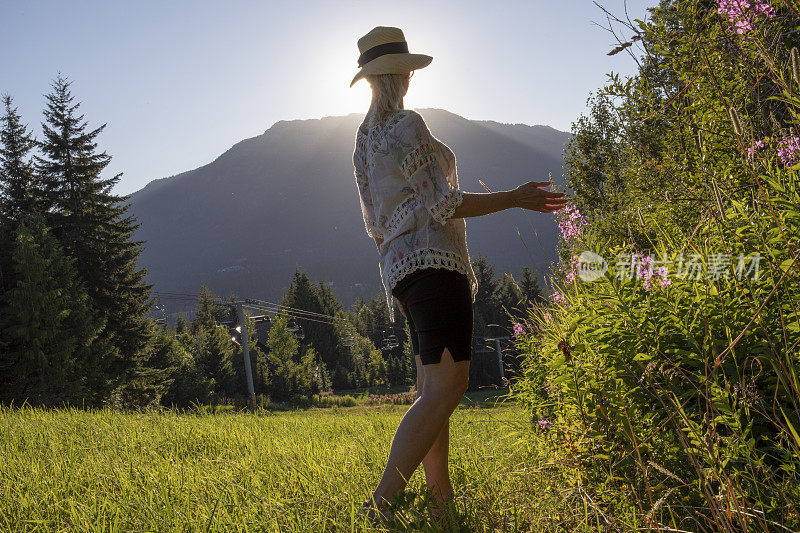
<box><xmin>552</xmin><ymin>291</ymin><xmax>567</xmax><ymax>306</ymax></box>
<box><xmin>637</xmin><ymin>254</ymin><xmax>654</xmax><ymax>291</ymax></box>
<box><xmin>753</xmin><ymin>2</ymin><xmax>775</xmax><ymax>16</ymax></box>
<box><xmin>778</xmin><ymin>136</ymin><xmax>800</xmax><ymax>167</ymax></box>
<box><xmin>513</xmin><ymin>322</ymin><xmax>525</xmax><ymax>337</ymax></box>
<box><xmin>565</xmin><ymin>255</ymin><xmax>580</xmax><ymax>284</ymax></box>
<box><xmin>558</xmin><ymin>203</ymin><xmax>588</xmax><ymax>241</ymax></box>
<box><xmin>746</xmin><ymin>140</ymin><xmax>765</xmax><ymax>161</ymax></box>
<box><xmin>657</xmin><ymin>266</ymin><xmax>671</xmax><ymax>288</ymax></box>
<box><xmin>716</xmin><ymin>0</ymin><xmax>775</xmax><ymax>35</ymax></box>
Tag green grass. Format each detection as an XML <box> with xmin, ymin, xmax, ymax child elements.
<box><xmin>0</xmin><ymin>399</ymin><xmax>632</xmax><ymax>532</ymax></box>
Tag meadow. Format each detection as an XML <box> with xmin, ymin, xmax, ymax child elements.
<box><xmin>0</xmin><ymin>390</ymin><xmax>645</xmax><ymax>532</ymax></box>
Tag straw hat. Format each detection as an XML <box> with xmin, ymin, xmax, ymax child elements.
<box><xmin>350</xmin><ymin>26</ymin><xmax>433</xmax><ymax>87</ymax></box>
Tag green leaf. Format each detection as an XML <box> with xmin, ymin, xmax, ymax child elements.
<box><xmin>551</xmin><ymin>373</ymin><xmax>572</xmax><ymax>386</ymax></box>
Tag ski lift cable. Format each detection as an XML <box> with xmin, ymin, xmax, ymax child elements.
<box><xmin>243</xmin><ymin>298</ymin><xmax>406</xmax><ymax>333</ymax></box>
<box><xmin>240</xmin><ymin>302</ymin><xmax>352</xmax><ymax>328</ymax></box>
<box><xmin>150</xmin><ymin>292</ymin><xmax>354</xmax><ymax>331</ymax></box>
<box><xmin>153</xmin><ymin>292</ymin><xmax>510</xmax><ymax>342</ymax></box>
<box><xmin>152</xmin><ymin>291</ymin><xmax>400</xmax><ymax>329</ymax></box>
<box><xmin>244</xmin><ymin>297</ymin><xmax>352</xmax><ymax>322</ymax></box>
<box><xmin>241</xmin><ymin>306</ymin><xmax>339</xmax><ymax>327</ymax></box>
<box><xmin>240</xmin><ymin>301</ymin><xmax>342</xmax><ymax>324</ymax></box>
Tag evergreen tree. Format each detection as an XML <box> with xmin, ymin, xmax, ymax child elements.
<box><xmin>0</xmin><ymin>213</ymin><xmax>108</xmax><ymax>406</ymax></box>
<box><xmin>174</xmin><ymin>312</ymin><xmax>189</xmax><ymax>335</ymax></box>
<box><xmin>0</xmin><ymin>95</ymin><xmax>41</xmax><ymax>224</ymax></box>
<box><xmin>281</xmin><ymin>269</ymin><xmax>340</xmax><ymax>368</ymax></box>
<box><xmin>33</xmin><ymin>74</ymin><xmax>155</xmax><ymax>405</ymax></box>
<box><xmin>495</xmin><ymin>272</ymin><xmax>525</xmax><ymax>327</ymax></box>
<box><xmin>110</xmin><ymin>320</ymin><xmax>177</xmax><ymax>409</ymax></box>
<box><xmin>0</xmin><ymin>95</ymin><xmax>41</xmax><ymax>295</ymax></box>
<box><xmin>190</xmin><ymin>283</ymin><xmax>229</xmax><ymax>334</ymax></box>
<box><xmin>185</xmin><ymin>285</ymin><xmax>238</xmax><ymax>397</ymax></box>
<box><xmin>471</xmin><ymin>254</ymin><xmax>501</xmax><ymax>338</ymax></box>
<box><xmin>194</xmin><ymin>324</ymin><xmax>237</xmax><ymax>398</ymax></box>
<box><xmin>518</xmin><ymin>266</ymin><xmax>543</xmax><ymax>306</ymax></box>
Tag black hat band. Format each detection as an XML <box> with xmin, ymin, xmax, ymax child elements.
<box><xmin>357</xmin><ymin>41</ymin><xmax>409</xmax><ymax>67</ymax></box>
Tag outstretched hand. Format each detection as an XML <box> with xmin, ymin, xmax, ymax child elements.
<box><xmin>511</xmin><ymin>181</ymin><xmax>569</xmax><ymax>213</ymax></box>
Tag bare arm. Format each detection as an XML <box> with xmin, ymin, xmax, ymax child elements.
<box><xmin>451</xmin><ymin>191</ymin><xmax>517</xmax><ymax>218</ymax></box>
<box><xmin>451</xmin><ymin>181</ymin><xmax>569</xmax><ymax>219</ymax></box>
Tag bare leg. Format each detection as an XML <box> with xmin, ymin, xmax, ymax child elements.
<box><xmin>369</xmin><ymin>348</ymin><xmax>469</xmax><ymax>509</ymax></box>
<box><xmin>414</xmin><ymin>354</ymin><xmax>455</xmax><ymax>506</ymax></box>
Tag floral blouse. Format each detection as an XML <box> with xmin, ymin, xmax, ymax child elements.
<box><xmin>352</xmin><ymin>109</ymin><xmax>479</xmax><ymax>322</ymax></box>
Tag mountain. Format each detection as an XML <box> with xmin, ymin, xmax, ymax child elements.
<box><xmin>126</xmin><ymin>108</ymin><xmax>571</xmax><ymax>313</ymax></box>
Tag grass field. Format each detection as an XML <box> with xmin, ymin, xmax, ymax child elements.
<box><xmin>0</xmin><ymin>391</ymin><xmax>621</xmax><ymax>532</ymax></box>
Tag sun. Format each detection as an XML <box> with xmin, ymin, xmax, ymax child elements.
<box><xmin>318</xmin><ymin>49</ymin><xmax>426</xmax><ymax>118</ymax></box>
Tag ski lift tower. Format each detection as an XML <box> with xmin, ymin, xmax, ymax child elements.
<box><xmin>232</xmin><ymin>302</ymin><xmax>256</xmax><ymax>409</ymax></box>
<box><xmin>484</xmin><ymin>336</ymin><xmax>510</xmax><ymax>382</ymax></box>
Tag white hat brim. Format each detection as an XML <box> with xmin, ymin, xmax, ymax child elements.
<box><xmin>350</xmin><ymin>53</ymin><xmax>433</xmax><ymax>87</ymax></box>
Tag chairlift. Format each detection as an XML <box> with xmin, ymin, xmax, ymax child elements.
<box><xmin>386</xmin><ymin>334</ymin><xmax>399</xmax><ymax>349</ymax></box>
<box><xmin>285</xmin><ymin>316</ymin><xmax>305</xmax><ymax>340</ymax></box>
<box><xmin>341</xmin><ymin>325</ymin><xmax>356</xmax><ymax>347</ymax></box>
<box><xmin>380</xmin><ymin>332</ymin><xmax>400</xmax><ymax>351</ymax></box>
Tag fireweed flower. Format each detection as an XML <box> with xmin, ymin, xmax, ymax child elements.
<box><xmin>778</xmin><ymin>136</ymin><xmax>800</xmax><ymax>167</ymax></box>
<box><xmin>717</xmin><ymin>0</ymin><xmax>776</xmax><ymax>34</ymax></box>
<box><xmin>565</xmin><ymin>255</ymin><xmax>580</xmax><ymax>284</ymax></box>
<box><xmin>746</xmin><ymin>140</ymin><xmax>765</xmax><ymax>161</ymax></box>
<box><xmin>558</xmin><ymin>203</ymin><xmax>588</xmax><ymax>241</ymax></box>
<box><xmin>656</xmin><ymin>266</ymin><xmax>671</xmax><ymax>288</ymax></box>
<box><xmin>552</xmin><ymin>291</ymin><xmax>567</xmax><ymax>306</ymax></box>
<box><xmin>513</xmin><ymin>322</ymin><xmax>525</xmax><ymax>337</ymax></box>
<box><xmin>538</xmin><ymin>419</ymin><xmax>552</xmax><ymax>430</ymax></box>
<box><xmin>752</xmin><ymin>1</ymin><xmax>775</xmax><ymax>16</ymax></box>
<box><xmin>637</xmin><ymin>254</ymin><xmax>655</xmax><ymax>290</ymax></box>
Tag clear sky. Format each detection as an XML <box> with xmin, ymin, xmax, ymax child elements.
<box><xmin>1</xmin><ymin>0</ymin><xmax>656</xmax><ymax>196</ymax></box>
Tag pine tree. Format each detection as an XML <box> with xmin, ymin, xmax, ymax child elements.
<box><xmin>0</xmin><ymin>95</ymin><xmax>41</xmax><ymax>295</ymax></box>
<box><xmin>190</xmin><ymin>283</ymin><xmax>230</xmax><ymax>334</ymax></box>
<box><xmin>200</xmin><ymin>323</ymin><xmax>238</xmax><ymax>397</ymax></box>
<box><xmin>471</xmin><ymin>254</ymin><xmax>501</xmax><ymax>338</ymax></box>
<box><xmin>0</xmin><ymin>95</ymin><xmax>40</xmax><ymax>224</ymax></box>
<box><xmin>281</xmin><ymin>269</ymin><xmax>341</xmax><ymax>368</ymax></box>
<box><xmin>174</xmin><ymin>312</ymin><xmax>189</xmax><ymax>335</ymax></box>
<box><xmin>33</xmin><ymin>74</ymin><xmax>155</xmax><ymax>405</ymax></box>
<box><xmin>518</xmin><ymin>266</ymin><xmax>543</xmax><ymax>306</ymax></box>
<box><xmin>0</xmin><ymin>213</ymin><xmax>108</xmax><ymax>406</ymax></box>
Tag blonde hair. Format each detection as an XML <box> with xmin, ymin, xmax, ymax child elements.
<box><xmin>365</xmin><ymin>73</ymin><xmax>406</xmax><ymax>130</ymax></box>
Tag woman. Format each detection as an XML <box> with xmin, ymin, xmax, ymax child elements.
<box><xmin>350</xmin><ymin>26</ymin><xmax>569</xmax><ymax>519</ymax></box>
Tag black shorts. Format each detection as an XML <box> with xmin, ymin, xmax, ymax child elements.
<box><xmin>391</xmin><ymin>267</ymin><xmax>473</xmax><ymax>365</ymax></box>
